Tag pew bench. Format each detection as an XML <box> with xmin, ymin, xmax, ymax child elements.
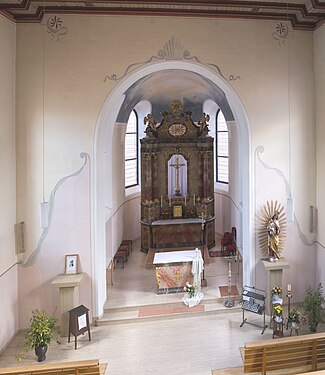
<box><xmin>0</xmin><ymin>359</ymin><xmax>100</xmax><ymax>375</ymax></box>
<box><xmin>244</xmin><ymin>332</ymin><xmax>325</xmax><ymax>374</ymax></box>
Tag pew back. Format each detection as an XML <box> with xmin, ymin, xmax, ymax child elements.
<box><xmin>0</xmin><ymin>359</ymin><xmax>100</xmax><ymax>375</ymax></box>
<box><xmin>244</xmin><ymin>333</ymin><xmax>325</xmax><ymax>374</ymax></box>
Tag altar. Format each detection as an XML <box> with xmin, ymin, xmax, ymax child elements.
<box><xmin>140</xmin><ymin>101</ymin><xmax>215</xmax><ymax>253</ymax></box>
<box><xmin>153</xmin><ymin>249</ymin><xmax>200</xmax><ymax>293</ymax></box>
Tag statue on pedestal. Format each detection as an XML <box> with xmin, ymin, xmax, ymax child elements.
<box><xmin>267</xmin><ymin>212</ymin><xmax>281</xmax><ymax>260</ymax></box>
<box><xmin>259</xmin><ymin>200</ymin><xmax>286</xmax><ymax>261</ymax></box>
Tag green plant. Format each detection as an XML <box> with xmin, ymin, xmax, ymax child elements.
<box><xmin>288</xmin><ymin>309</ymin><xmax>300</xmax><ymax>323</ymax></box>
<box><xmin>183</xmin><ymin>282</ymin><xmax>196</xmax><ymax>298</ymax></box>
<box><xmin>17</xmin><ymin>309</ymin><xmax>57</xmax><ymax>360</ymax></box>
<box><xmin>301</xmin><ymin>284</ymin><xmax>325</xmax><ymax>332</ymax></box>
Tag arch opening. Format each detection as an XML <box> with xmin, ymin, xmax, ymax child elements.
<box><xmin>92</xmin><ymin>60</ymin><xmax>253</xmax><ymax>318</ymax></box>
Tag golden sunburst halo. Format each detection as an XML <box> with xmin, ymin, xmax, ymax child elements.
<box><xmin>258</xmin><ymin>200</ymin><xmax>287</xmax><ymax>258</ymax></box>
<box><xmin>170</xmin><ymin>100</ymin><xmax>183</xmax><ymax>117</ymax></box>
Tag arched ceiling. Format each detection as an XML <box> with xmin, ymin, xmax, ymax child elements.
<box><xmin>1</xmin><ymin>0</ymin><xmax>324</xmax><ymax>30</ymax></box>
<box><xmin>117</xmin><ymin>69</ymin><xmax>234</xmax><ymax>123</ymax></box>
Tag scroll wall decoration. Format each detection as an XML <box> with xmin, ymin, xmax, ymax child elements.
<box><xmin>104</xmin><ymin>36</ymin><xmax>240</xmax><ymax>83</ymax></box>
<box><xmin>20</xmin><ymin>152</ymin><xmax>90</xmax><ymax>267</ymax></box>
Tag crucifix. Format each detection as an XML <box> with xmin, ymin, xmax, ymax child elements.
<box><xmin>169</xmin><ymin>155</ymin><xmax>185</xmax><ymax>196</ymax></box>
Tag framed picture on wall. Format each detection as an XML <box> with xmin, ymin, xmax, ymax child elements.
<box><xmin>65</xmin><ymin>254</ymin><xmax>79</xmax><ymax>275</ymax></box>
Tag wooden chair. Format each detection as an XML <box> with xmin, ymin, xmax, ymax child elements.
<box><xmin>220</xmin><ymin>227</ymin><xmax>237</xmax><ymax>256</ymax></box>
<box><xmin>121</xmin><ymin>239</ymin><xmax>132</xmax><ymax>252</ymax></box>
<box><xmin>114</xmin><ymin>250</ymin><xmax>127</xmax><ymax>268</ymax></box>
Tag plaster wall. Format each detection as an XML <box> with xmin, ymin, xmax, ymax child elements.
<box><xmin>15</xmin><ymin>15</ymin><xmax>316</xmax><ymax>325</ymax></box>
<box><xmin>315</xmin><ymin>23</ymin><xmax>325</xmax><ymax>286</ymax></box>
<box><xmin>123</xmin><ymin>194</ymin><xmax>141</xmax><ymax>241</ymax></box>
<box><xmin>18</xmin><ymin>162</ymin><xmax>91</xmax><ymax>329</ymax></box>
<box><xmin>0</xmin><ymin>15</ymin><xmax>18</xmax><ymax>350</ymax></box>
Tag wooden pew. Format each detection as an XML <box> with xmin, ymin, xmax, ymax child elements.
<box><xmin>0</xmin><ymin>359</ymin><xmax>100</xmax><ymax>375</ymax></box>
<box><xmin>244</xmin><ymin>332</ymin><xmax>325</xmax><ymax>374</ymax></box>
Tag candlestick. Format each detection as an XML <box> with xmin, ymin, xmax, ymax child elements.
<box><xmin>287</xmin><ymin>283</ymin><xmax>291</xmax><ymax>292</ymax></box>
<box><xmin>193</xmin><ymin>193</ymin><xmax>196</xmax><ymax>206</ymax></box>
<box><xmin>160</xmin><ymin>195</ymin><xmax>163</xmax><ymax>208</ymax></box>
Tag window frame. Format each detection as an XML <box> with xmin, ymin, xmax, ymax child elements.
<box><xmin>125</xmin><ymin>109</ymin><xmax>139</xmax><ymax>189</ymax></box>
<box><xmin>215</xmin><ymin>109</ymin><xmax>229</xmax><ymax>185</ymax></box>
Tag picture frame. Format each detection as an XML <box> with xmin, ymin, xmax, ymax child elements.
<box><xmin>65</xmin><ymin>254</ymin><xmax>79</xmax><ymax>275</ymax></box>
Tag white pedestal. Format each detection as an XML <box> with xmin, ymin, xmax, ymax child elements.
<box><xmin>51</xmin><ymin>273</ymin><xmax>86</xmax><ymax>337</ymax></box>
<box><xmin>262</xmin><ymin>258</ymin><xmax>290</xmax><ymax>318</ymax></box>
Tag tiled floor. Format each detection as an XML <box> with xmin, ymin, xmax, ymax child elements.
<box><xmin>1</xmin><ymin>240</ymin><xmax>277</xmax><ymax>375</ymax></box>
<box><xmin>104</xmin><ymin>238</ymin><xmax>243</xmax><ymax>311</ymax></box>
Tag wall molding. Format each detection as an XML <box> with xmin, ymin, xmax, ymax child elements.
<box><xmin>20</xmin><ymin>152</ymin><xmax>90</xmax><ymax>267</ymax></box>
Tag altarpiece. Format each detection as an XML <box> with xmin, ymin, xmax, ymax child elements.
<box><xmin>140</xmin><ymin>100</ymin><xmax>215</xmax><ymax>252</ymax></box>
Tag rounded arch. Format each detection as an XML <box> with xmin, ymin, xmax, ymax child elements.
<box><xmin>92</xmin><ymin>60</ymin><xmax>253</xmax><ymax>317</ymax></box>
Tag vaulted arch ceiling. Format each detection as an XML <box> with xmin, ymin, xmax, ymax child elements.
<box><xmin>116</xmin><ymin>69</ymin><xmax>234</xmax><ymax>123</ymax></box>
<box><xmin>1</xmin><ymin>0</ymin><xmax>324</xmax><ymax>30</ymax></box>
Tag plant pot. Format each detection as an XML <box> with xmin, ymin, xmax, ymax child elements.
<box><xmin>274</xmin><ymin>316</ymin><xmax>283</xmax><ymax>323</ymax></box>
<box><xmin>35</xmin><ymin>344</ymin><xmax>47</xmax><ymax>362</ymax></box>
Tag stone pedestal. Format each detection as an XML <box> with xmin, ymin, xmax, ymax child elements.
<box><xmin>51</xmin><ymin>273</ymin><xmax>86</xmax><ymax>337</ymax></box>
<box><xmin>262</xmin><ymin>258</ymin><xmax>290</xmax><ymax>317</ymax></box>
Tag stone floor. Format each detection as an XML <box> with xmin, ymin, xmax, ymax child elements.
<box><xmin>0</xmin><ymin>239</ymin><xmax>294</xmax><ymax>375</ymax></box>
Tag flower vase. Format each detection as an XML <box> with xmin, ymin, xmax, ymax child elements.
<box><xmin>35</xmin><ymin>344</ymin><xmax>47</xmax><ymax>362</ymax></box>
<box><xmin>274</xmin><ymin>316</ymin><xmax>282</xmax><ymax>323</ymax></box>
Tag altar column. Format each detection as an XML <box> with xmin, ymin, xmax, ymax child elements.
<box><xmin>203</xmin><ymin>152</ymin><xmax>210</xmax><ymax>198</ymax></box>
<box><xmin>143</xmin><ymin>153</ymin><xmax>153</xmax><ymax>201</ymax></box>
<box><xmin>262</xmin><ymin>258</ymin><xmax>290</xmax><ymax>317</ymax></box>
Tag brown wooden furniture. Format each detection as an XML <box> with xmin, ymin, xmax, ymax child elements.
<box><xmin>68</xmin><ymin>305</ymin><xmax>91</xmax><ymax>350</ymax></box>
<box><xmin>221</xmin><ymin>227</ymin><xmax>237</xmax><ymax>256</ymax></box>
<box><xmin>244</xmin><ymin>332</ymin><xmax>325</xmax><ymax>374</ymax></box>
<box><xmin>0</xmin><ymin>359</ymin><xmax>100</xmax><ymax>375</ymax></box>
<box><xmin>140</xmin><ymin>101</ymin><xmax>215</xmax><ymax>253</ymax></box>
<box><xmin>121</xmin><ymin>240</ymin><xmax>132</xmax><ymax>252</ymax></box>
<box><xmin>113</xmin><ymin>251</ymin><xmax>126</xmax><ymax>268</ymax></box>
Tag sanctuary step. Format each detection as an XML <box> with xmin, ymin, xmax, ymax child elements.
<box><xmin>95</xmin><ymin>299</ymin><xmax>242</xmax><ymax>326</ymax></box>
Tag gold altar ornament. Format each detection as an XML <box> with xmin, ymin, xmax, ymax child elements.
<box><xmin>258</xmin><ymin>200</ymin><xmax>286</xmax><ymax>260</ymax></box>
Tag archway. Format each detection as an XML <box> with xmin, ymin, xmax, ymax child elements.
<box><xmin>92</xmin><ymin>60</ymin><xmax>253</xmax><ymax>318</ymax></box>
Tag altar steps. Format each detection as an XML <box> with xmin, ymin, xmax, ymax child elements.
<box><xmin>95</xmin><ymin>298</ymin><xmax>242</xmax><ymax>326</ymax></box>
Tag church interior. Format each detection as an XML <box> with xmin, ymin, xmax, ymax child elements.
<box><xmin>1</xmin><ymin>1</ymin><xmax>325</xmax><ymax>374</ymax></box>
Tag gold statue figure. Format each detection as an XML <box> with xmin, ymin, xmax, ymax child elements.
<box><xmin>198</xmin><ymin>113</ymin><xmax>210</xmax><ymax>130</ymax></box>
<box><xmin>267</xmin><ymin>212</ymin><xmax>281</xmax><ymax>259</ymax></box>
<box><xmin>258</xmin><ymin>200</ymin><xmax>286</xmax><ymax>261</ymax></box>
<box><xmin>144</xmin><ymin>113</ymin><xmax>157</xmax><ymax>131</ymax></box>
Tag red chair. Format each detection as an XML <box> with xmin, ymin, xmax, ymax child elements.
<box><xmin>221</xmin><ymin>227</ymin><xmax>237</xmax><ymax>256</ymax></box>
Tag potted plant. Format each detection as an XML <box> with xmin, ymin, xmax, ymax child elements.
<box><xmin>18</xmin><ymin>309</ymin><xmax>57</xmax><ymax>362</ymax></box>
<box><xmin>288</xmin><ymin>309</ymin><xmax>300</xmax><ymax>328</ymax></box>
<box><xmin>301</xmin><ymin>283</ymin><xmax>324</xmax><ymax>332</ymax></box>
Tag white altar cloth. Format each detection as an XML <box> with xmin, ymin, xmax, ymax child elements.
<box><xmin>153</xmin><ymin>250</ymin><xmax>201</xmax><ymax>265</ymax></box>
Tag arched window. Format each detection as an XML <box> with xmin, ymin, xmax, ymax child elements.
<box><xmin>125</xmin><ymin>110</ymin><xmax>139</xmax><ymax>188</ymax></box>
<box><xmin>216</xmin><ymin>109</ymin><xmax>229</xmax><ymax>184</ymax></box>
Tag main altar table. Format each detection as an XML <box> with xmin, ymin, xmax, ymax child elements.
<box><xmin>153</xmin><ymin>250</ymin><xmax>200</xmax><ymax>294</ymax></box>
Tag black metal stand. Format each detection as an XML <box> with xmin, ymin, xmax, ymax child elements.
<box><xmin>286</xmin><ymin>291</ymin><xmax>292</xmax><ymax>330</ymax></box>
<box><xmin>240</xmin><ymin>285</ymin><xmax>267</xmax><ymax>334</ymax></box>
